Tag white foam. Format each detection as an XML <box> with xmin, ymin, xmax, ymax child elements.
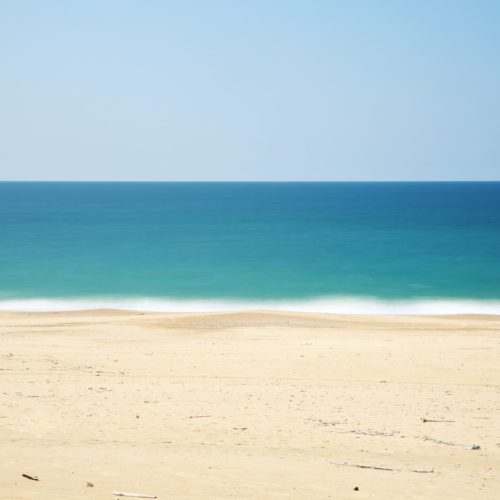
<box><xmin>0</xmin><ymin>296</ymin><xmax>499</xmax><ymax>315</ymax></box>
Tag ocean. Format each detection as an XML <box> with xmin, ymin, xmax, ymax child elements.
<box><xmin>0</xmin><ymin>182</ymin><xmax>499</xmax><ymax>314</ymax></box>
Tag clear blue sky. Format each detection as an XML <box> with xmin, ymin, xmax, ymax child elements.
<box><xmin>1</xmin><ymin>1</ymin><xmax>499</xmax><ymax>180</ymax></box>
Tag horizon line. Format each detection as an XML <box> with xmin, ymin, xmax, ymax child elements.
<box><xmin>1</xmin><ymin>180</ymin><xmax>500</xmax><ymax>183</ymax></box>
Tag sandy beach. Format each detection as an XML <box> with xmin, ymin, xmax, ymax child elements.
<box><xmin>0</xmin><ymin>310</ymin><xmax>499</xmax><ymax>499</ymax></box>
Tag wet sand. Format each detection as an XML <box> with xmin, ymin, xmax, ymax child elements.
<box><xmin>1</xmin><ymin>310</ymin><xmax>499</xmax><ymax>499</ymax></box>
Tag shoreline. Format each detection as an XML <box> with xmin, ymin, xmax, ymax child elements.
<box><xmin>1</xmin><ymin>310</ymin><xmax>499</xmax><ymax>498</ymax></box>
<box><xmin>1</xmin><ymin>307</ymin><xmax>500</xmax><ymax>318</ymax></box>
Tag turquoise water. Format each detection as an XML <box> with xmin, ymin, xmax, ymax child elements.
<box><xmin>1</xmin><ymin>182</ymin><xmax>499</xmax><ymax>313</ymax></box>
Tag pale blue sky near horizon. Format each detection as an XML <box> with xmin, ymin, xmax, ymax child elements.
<box><xmin>1</xmin><ymin>1</ymin><xmax>499</xmax><ymax>181</ymax></box>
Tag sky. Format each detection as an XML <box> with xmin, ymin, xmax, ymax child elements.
<box><xmin>0</xmin><ymin>1</ymin><xmax>499</xmax><ymax>181</ymax></box>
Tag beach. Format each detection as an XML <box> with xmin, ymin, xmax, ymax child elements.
<box><xmin>0</xmin><ymin>311</ymin><xmax>499</xmax><ymax>499</ymax></box>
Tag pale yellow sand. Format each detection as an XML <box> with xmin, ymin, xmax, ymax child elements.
<box><xmin>1</xmin><ymin>311</ymin><xmax>499</xmax><ymax>499</ymax></box>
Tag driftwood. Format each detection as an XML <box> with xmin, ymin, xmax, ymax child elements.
<box><xmin>22</xmin><ymin>474</ymin><xmax>39</xmax><ymax>481</ymax></box>
<box><xmin>330</xmin><ymin>462</ymin><xmax>434</xmax><ymax>474</ymax></box>
<box><xmin>113</xmin><ymin>492</ymin><xmax>157</xmax><ymax>498</ymax></box>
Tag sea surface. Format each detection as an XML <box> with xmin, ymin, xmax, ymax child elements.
<box><xmin>1</xmin><ymin>182</ymin><xmax>499</xmax><ymax>314</ymax></box>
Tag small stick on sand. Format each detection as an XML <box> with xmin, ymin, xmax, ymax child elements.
<box><xmin>113</xmin><ymin>492</ymin><xmax>157</xmax><ymax>498</ymax></box>
<box><xmin>331</xmin><ymin>462</ymin><xmax>395</xmax><ymax>471</ymax></box>
<box><xmin>421</xmin><ymin>418</ymin><xmax>455</xmax><ymax>423</ymax></box>
<box><xmin>22</xmin><ymin>474</ymin><xmax>39</xmax><ymax>481</ymax></box>
<box><xmin>330</xmin><ymin>462</ymin><xmax>434</xmax><ymax>474</ymax></box>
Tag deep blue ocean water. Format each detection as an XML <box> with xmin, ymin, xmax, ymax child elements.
<box><xmin>1</xmin><ymin>182</ymin><xmax>499</xmax><ymax>313</ymax></box>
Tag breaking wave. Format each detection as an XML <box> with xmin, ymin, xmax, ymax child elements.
<box><xmin>0</xmin><ymin>296</ymin><xmax>499</xmax><ymax>315</ymax></box>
